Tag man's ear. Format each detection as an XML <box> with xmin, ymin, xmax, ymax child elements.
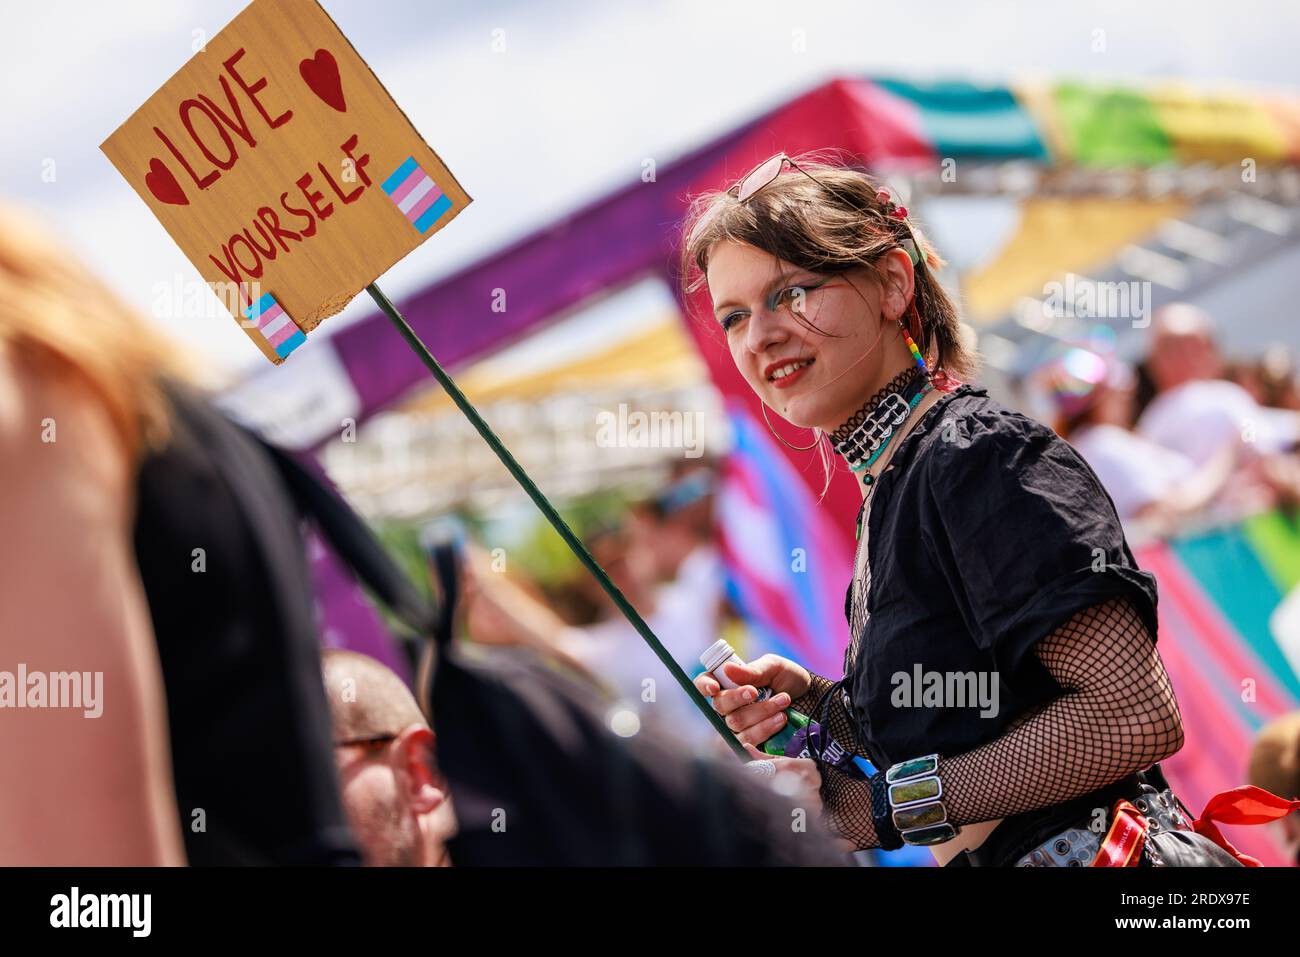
<box><xmin>875</xmin><ymin>246</ymin><xmax>916</xmax><ymax>322</ymax></box>
<box><xmin>394</xmin><ymin>725</ymin><xmax>446</xmax><ymax>814</ymax></box>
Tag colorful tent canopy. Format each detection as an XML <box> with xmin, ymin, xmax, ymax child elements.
<box><xmin>227</xmin><ymin>73</ymin><xmax>1300</xmax><ymax>448</ymax></box>
<box><xmin>959</xmin><ymin>196</ymin><xmax>1191</xmax><ymax>321</ymax></box>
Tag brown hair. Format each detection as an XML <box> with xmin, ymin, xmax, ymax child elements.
<box><xmin>0</xmin><ymin>204</ymin><xmax>199</xmax><ymax>459</ymax></box>
<box><xmin>676</xmin><ymin>151</ymin><xmax>977</xmax><ymax>500</ymax></box>
<box><xmin>677</xmin><ymin>149</ymin><xmax>975</xmax><ymax>380</ymax></box>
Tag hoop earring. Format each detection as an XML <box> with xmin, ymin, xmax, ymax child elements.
<box><xmin>760</xmin><ymin>401</ymin><xmax>822</xmax><ymax>451</ymax></box>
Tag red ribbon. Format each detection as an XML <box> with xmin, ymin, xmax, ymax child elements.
<box><xmin>1093</xmin><ymin>799</ymin><xmax>1148</xmax><ymax>866</ymax></box>
<box><xmin>1187</xmin><ymin>785</ymin><xmax>1300</xmax><ymax>867</ymax></box>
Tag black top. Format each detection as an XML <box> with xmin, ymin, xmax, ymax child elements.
<box><xmin>844</xmin><ymin>385</ymin><xmax>1159</xmax><ymax>769</ymax></box>
<box><xmin>133</xmin><ymin>386</ymin><xmax>360</xmax><ymax>865</ymax></box>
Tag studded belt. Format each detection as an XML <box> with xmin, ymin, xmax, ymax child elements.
<box><xmin>1016</xmin><ymin>785</ymin><xmax>1192</xmax><ymax>867</ymax></box>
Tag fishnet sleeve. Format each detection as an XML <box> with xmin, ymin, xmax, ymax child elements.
<box><xmin>791</xmin><ymin>673</ymin><xmax>835</xmax><ymax>717</ymax></box>
<box><xmin>804</xmin><ymin>596</ymin><xmax>1185</xmax><ymax>850</ymax></box>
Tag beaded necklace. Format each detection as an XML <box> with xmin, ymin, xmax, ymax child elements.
<box><xmin>831</xmin><ymin>367</ymin><xmax>933</xmax><ymax>516</ymax></box>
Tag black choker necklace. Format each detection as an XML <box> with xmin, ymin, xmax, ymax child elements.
<box><xmin>830</xmin><ymin>367</ymin><xmax>924</xmax><ymax>462</ymax></box>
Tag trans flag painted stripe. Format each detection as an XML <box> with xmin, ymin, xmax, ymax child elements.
<box><xmin>243</xmin><ymin>291</ymin><xmax>306</xmax><ymax>360</ymax></box>
<box><xmin>381</xmin><ymin>156</ymin><xmax>454</xmax><ymax>234</ymax></box>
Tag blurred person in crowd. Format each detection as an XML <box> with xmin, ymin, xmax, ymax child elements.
<box><xmin>1137</xmin><ymin>304</ymin><xmax>1300</xmax><ymax>467</ymax></box>
<box><xmin>0</xmin><ymin>204</ymin><xmax>185</xmax><ymax>865</ymax></box>
<box><xmin>628</xmin><ymin>462</ymin><xmax>762</xmax><ymax>696</ymax></box>
<box><xmin>674</xmin><ymin>152</ymin><xmax>1266</xmax><ymax>868</ymax></box>
<box><xmin>1228</xmin><ymin>346</ymin><xmax>1300</xmax><ymax>412</ymax></box>
<box><xmin>414</xmin><ymin>529</ymin><xmax>838</xmax><ymax>865</ymax></box>
<box><xmin>553</xmin><ymin>471</ymin><xmax>732</xmax><ymax>748</ymax></box>
<box><xmin>322</xmin><ymin>650</ymin><xmax>454</xmax><ymax>866</ymax></box>
<box><xmin>629</xmin><ymin>462</ymin><xmax>720</xmax><ymax>584</ymax></box>
<box><xmin>453</xmin><ymin>537</ymin><xmax>599</xmax><ymax>682</ymax></box>
<box><xmin>0</xmin><ymin>204</ymin><xmax>358</xmax><ymax>865</ymax></box>
<box><xmin>427</xmin><ymin>606</ymin><xmax>839</xmax><ymax>865</ymax></box>
<box><xmin>1248</xmin><ymin>711</ymin><xmax>1300</xmax><ymax>866</ymax></box>
<box><xmin>1035</xmin><ymin>344</ymin><xmax>1235</xmax><ymax>529</ymax></box>
<box><xmin>439</xmin><ymin>467</ymin><xmax>737</xmax><ymax>749</ymax></box>
<box><xmin>629</xmin><ymin>463</ymin><xmax>740</xmax><ymax>656</ymax></box>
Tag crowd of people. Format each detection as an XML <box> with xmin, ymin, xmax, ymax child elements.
<box><xmin>0</xmin><ymin>205</ymin><xmax>830</xmax><ymax>867</ymax></box>
<box><xmin>3</xmin><ymin>195</ymin><xmax>1300</xmax><ymax>866</ymax></box>
<box><xmin>1032</xmin><ymin>304</ymin><xmax>1300</xmax><ymax>535</ymax></box>
<box><xmin>457</xmin><ymin>461</ymin><xmax>752</xmax><ymax>750</ymax></box>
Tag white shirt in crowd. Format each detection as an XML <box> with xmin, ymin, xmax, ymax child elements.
<box><xmin>1136</xmin><ymin>379</ymin><xmax>1299</xmax><ymax>467</ymax></box>
<box><xmin>1069</xmin><ymin>424</ymin><xmax>1196</xmax><ymax>521</ymax></box>
<box><xmin>563</xmin><ymin>545</ymin><xmax>724</xmax><ymax>750</ymax></box>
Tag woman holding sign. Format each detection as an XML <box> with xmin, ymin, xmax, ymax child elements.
<box><xmin>680</xmin><ymin>154</ymin><xmax>1258</xmax><ymax>866</ymax></box>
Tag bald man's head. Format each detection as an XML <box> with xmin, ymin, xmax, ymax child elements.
<box><xmin>321</xmin><ymin>649</ymin><xmax>427</xmax><ymax>742</ymax></box>
<box><xmin>320</xmin><ymin>650</ymin><xmax>452</xmax><ymax>866</ymax></box>
<box><xmin>1148</xmin><ymin>303</ymin><xmax>1221</xmax><ymax>391</ymax></box>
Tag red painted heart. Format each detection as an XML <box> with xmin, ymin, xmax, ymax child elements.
<box><xmin>145</xmin><ymin>158</ymin><xmax>188</xmax><ymax>206</ymax></box>
<box><xmin>300</xmin><ymin>49</ymin><xmax>346</xmax><ymax>112</ymax></box>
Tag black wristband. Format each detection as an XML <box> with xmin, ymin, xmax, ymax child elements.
<box><xmin>869</xmin><ymin>773</ymin><xmax>904</xmax><ymax>850</ymax></box>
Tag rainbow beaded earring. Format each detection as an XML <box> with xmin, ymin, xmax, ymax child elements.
<box><xmin>899</xmin><ymin>303</ymin><xmax>931</xmax><ymax>381</ymax></box>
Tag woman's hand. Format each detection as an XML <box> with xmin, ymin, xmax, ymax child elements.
<box><xmin>742</xmin><ymin>743</ymin><xmax>823</xmax><ymax>816</ymax></box>
<box><xmin>693</xmin><ymin>653</ymin><xmax>811</xmax><ymax>748</ymax></box>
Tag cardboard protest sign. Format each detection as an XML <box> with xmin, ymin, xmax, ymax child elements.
<box><xmin>102</xmin><ymin>0</ymin><xmax>470</xmax><ymax>364</ymax></box>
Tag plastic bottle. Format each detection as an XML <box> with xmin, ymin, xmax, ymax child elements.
<box><xmin>699</xmin><ymin>639</ymin><xmax>813</xmax><ymax>757</ymax></box>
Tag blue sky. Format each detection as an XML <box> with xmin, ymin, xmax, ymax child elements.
<box><xmin>3</xmin><ymin>0</ymin><xmax>1299</xmax><ymax>376</ymax></box>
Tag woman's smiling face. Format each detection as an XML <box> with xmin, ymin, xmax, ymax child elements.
<box><xmin>706</xmin><ymin>239</ymin><xmax>912</xmax><ymax>434</ymax></box>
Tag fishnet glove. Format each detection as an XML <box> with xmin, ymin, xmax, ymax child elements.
<box><xmin>798</xmin><ymin>597</ymin><xmax>1185</xmax><ymax>850</ymax></box>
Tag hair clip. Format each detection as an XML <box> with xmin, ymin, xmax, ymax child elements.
<box><xmin>876</xmin><ymin>187</ymin><xmax>909</xmax><ymax>219</ymax></box>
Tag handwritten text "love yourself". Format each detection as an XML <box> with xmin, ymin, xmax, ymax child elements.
<box><xmin>147</xmin><ymin>47</ymin><xmax>372</xmax><ymax>309</ymax></box>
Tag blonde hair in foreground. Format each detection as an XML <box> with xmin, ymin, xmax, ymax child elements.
<box><xmin>0</xmin><ymin>203</ymin><xmax>197</xmax><ymax>459</ymax></box>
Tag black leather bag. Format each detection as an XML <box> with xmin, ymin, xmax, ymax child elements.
<box><xmin>1142</xmin><ymin>826</ymin><xmax>1242</xmax><ymax>867</ymax></box>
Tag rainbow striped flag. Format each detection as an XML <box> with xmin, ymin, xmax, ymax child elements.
<box><xmin>243</xmin><ymin>292</ymin><xmax>305</xmax><ymax>360</ymax></box>
<box><xmin>382</xmin><ymin>157</ymin><xmax>454</xmax><ymax>234</ymax></box>
<box><xmin>1134</xmin><ymin>510</ymin><xmax>1300</xmax><ymax>867</ymax></box>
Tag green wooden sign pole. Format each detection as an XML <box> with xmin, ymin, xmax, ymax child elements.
<box><xmin>366</xmin><ymin>283</ymin><xmax>747</xmax><ymax>761</ymax></box>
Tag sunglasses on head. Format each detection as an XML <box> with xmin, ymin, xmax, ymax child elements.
<box><xmin>727</xmin><ymin>152</ymin><xmax>827</xmax><ymax>202</ymax></box>
<box><xmin>726</xmin><ymin>152</ymin><xmax>926</xmax><ymax>268</ymax></box>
